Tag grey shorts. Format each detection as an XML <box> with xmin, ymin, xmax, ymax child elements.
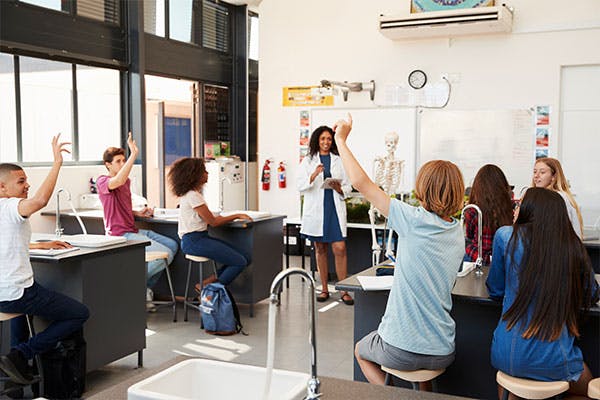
<box><xmin>357</xmin><ymin>331</ymin><xmax>455</xmax><ymax>371</ymax></box>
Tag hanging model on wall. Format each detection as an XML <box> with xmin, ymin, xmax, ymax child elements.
<box><xmin>320</xmin><ymin>79</ymin><xmax>376</xmax><ymax>102</ymax></box>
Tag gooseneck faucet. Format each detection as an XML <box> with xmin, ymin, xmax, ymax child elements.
<box><xmin>269</xmin><ymin>268</ymin><xmax>320</xmax><ymax>400</ymax></box>
<box><xmin>55</xmin><ymin>188</ymin><xmax>70</xmax><ymax>238</ymax></box>
<box><xmin>461</xmin><ymin>204</ymin><xmax>483</xmax><ymax>275</ymax></box>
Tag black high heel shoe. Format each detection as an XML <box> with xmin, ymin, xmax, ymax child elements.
<box><xmin>316</xmin><ymin>291</ymin><xmax>330</xmax><ymax>302</ymax></box>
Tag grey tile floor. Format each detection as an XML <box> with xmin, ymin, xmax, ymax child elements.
<box><xmin>84</xmin><ymin>256</ymin><xmax>355</xmax><ymax>397</ymax></box>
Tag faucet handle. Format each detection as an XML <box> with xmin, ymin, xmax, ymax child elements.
<box><xmin>55</xmin><ymin>228</ymin><xmax>64</xmax><ymax>238</ymax></box>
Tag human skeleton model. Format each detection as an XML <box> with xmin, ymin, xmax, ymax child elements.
<box><xmin>369</xmin><ymin>131</ymin><xmax>405</xmax><ymax>266</ymax></box>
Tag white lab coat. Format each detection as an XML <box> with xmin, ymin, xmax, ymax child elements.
<box><xmin>297</xmin><ymin>153</ymin><xmax>352</xmax><ymax>238</ymax></box>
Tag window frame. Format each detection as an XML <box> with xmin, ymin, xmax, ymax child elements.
<box><xmin>17</xmin><ymin>0</ymin><xmax>121</xmax><ymax>26</ymax></box>
<box><xmin>1</xmin><ymin>52</ymin><xmax>124</xmax><ymax>166</ymax></box>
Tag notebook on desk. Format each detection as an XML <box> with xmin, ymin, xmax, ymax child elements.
<box><xmin>29</xmin><ymin>247</ymin><xmax>80</xmax><ymax>257</ymax></box>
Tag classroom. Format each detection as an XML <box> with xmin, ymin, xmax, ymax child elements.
<box><xmin>0</xmin><ymin>0</ymin><xmax>599</xmax><ymax>399</ymax></box>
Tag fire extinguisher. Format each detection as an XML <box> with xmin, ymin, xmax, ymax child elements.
<box><xmin>261</xmin><ymin>160</ymin><xmax>271</xmax><ymax>190</ymax></box>
<box><xmin>277</xmin><ymin>161</ymin><xmax>286</xmax><ymax>189</ymax></box>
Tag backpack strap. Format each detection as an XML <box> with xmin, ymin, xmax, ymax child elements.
<box><xmin>225</xmin><ymin>287</ymin><xmax>248</xmax><ymax>336</ymax></box>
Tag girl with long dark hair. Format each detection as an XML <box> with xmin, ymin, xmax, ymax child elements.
<box><xmin>487</xmin><ymin>187</ymin><xmax>598</xmax><ymax>396</ymax></box>
<box><xmin>464</xmin><ymin>164</ymin><xmax>513</xmax><ymax>264</ymax></box>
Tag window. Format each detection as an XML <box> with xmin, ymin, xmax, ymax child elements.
<box><xmin>77</xmin><ymin>0</ymin><xmax>120</xmax><ymax>24</ymax></box>
<box><xmin>202</xmin><ymin>0</ymin><xmax>229</xmax><ymax>52</ymax></box>
<box><xmin>169</xmin><ymin>0</ymin><xmax>195</xmax><ymax>43</ymax></box>
<box><xmin>19</xmin><ymin>0</ymin><xmax>65</xmax><ymax>12</ymax></box>
<box><xmin>249</xmin><ymin>14</ymin><xmax>259</xmax><ymax>61</ymax></box>
<box><xmin>76</xmin><ymin>66</ymin><xmax>121</xmax><ymax>161</ymax></box>
<box><xmin>19</xmin><ymin>57</ymin><xmax>73</xmax><ymax>163</ymax></box>
<box><xmin>144</xmin><ymin>0</ymin><xmax>166</xmax><ymax>37</ymax></box>
<box><xmin>0</xmin><ymin>54</ymin><xmax>17</xmax><ymax>162</ymax></box>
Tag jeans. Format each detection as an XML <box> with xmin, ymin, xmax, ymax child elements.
<box><xmin>124</xmin><ymin>229</ymin><xmax>179</xmax><ymax>288</ymax></box>
<box><xmin>0</xmin><ymin>282</ymin><xmax>89</xmax><ymax>360</ymax></box>
<box><xmin>181</xmin><ymin>231</ymin><xmax>250</xmax><ymax>286</ymax></box>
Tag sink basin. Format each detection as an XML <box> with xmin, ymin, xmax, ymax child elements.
<box><xmin>127</xmin><ymin>359</ymin><xmax>310</xmax><ymax>400</ymax></box>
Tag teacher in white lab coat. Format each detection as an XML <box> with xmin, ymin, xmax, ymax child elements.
<box><xmin>297</xmin><ymin>126</ymin><xmax>354</xmax><ymax>305</ymax></box>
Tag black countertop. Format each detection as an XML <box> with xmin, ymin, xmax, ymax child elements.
<box><xmin>337</xmin><ymin>265</ymin><xmax>600</xmax><ymax>315</ymax></box>
<box><xmin>43</xmin><ymin>209</ymin><xmax>285</xmax><ymax>229</ymax></box>
<box><xmin>29</xmin><ymin>239</ymin><xmax>149</xmax><ymax>263</ymax></box>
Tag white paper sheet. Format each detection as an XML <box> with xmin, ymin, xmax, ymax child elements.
<box><xmin>29</xmin><ymin>247</ymin><xmax>80</xmax><ymax>257</ymax></box>
<box><xmin>356</xmin><ymin>275</ymin><xmax>393</xmax><ymax>291</ymax></box>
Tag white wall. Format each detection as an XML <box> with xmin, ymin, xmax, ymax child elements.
<box><xmin>257</xmin><ymin>0</ymin><xmax>600</xmax><ymax>219</ymax></box>
<box><xmin>25</xmin><ymin>165</ymin><xmax>143</xmax><ymax>233</ymax></box>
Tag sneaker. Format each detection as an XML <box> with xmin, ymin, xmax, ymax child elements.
<box><xmin>146</xmin><ymin>288</ymin><xmax>154</xmax><ymax>302</ymax></box>
<box><xmin>0</xmin><ymin>349</ymin><xmax>34</xmax><ymax>385</ymax></box>
<box><xmin>146</xmin><ymin>303</ymin><xmax>157</xmax><ymax>313</ymax></box>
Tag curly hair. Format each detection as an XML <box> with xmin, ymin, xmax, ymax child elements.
<box><xmin>415</xmin><ymin>160</ymin><xmax>464</xmax><ymax>219</ymax></box>
<box><xmin>469</xmin><ymin>164</ymin><xmax>513</xmax><ymax>231</ymax></box>
<box><xmin>168</xmin><ymin>157</ymin><xmax>207</xmax><ymax>197</ymax></box>
<box><xmin>308</xmin><ymin>126</ymin><xmax>338</xmax><ymax>157</ymax></box>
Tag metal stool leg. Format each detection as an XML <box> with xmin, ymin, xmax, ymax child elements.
<box><xmin>25</xmin><ymin>316</ymin><xmax>44</xmax><ymax>397</ymax></box>
<box><xmin>199</xmin><ymin>261</ymin><xmax>204</xmax><ymax>329</ymax></box>
<box><xmin>184</xmin><ymin>260</ymin><xmax>193</xmax><ymax>322</ymax></box>
<box><xmin>164</xmin><ymin>265</ymin><xmax>177</xmax><ymax>322</ymax></box>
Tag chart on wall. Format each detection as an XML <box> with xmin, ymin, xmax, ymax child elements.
<box><xmin>419</xmin><ymin>109</ymin><xmax>534</xmax><ymax>192</ymax></box>
<box><xmin>311</xmin><ymin>108</ymin><xmax>417</xmax><ymax>192</ymax></box>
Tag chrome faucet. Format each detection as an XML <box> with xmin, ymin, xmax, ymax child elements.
<box><xmin>461</xmin><ymin>204</ymin><xmax>484</xmax><ymax>275</ymax></box>
<box><xmin>55</xmin><ymin>188</ymin><xmax>70</xmax><ymax>238</ymax></box>
<box><xmin>269</xmin><ymin>268</ymin><xmax>320</xmax><ymax>400</ymax></box>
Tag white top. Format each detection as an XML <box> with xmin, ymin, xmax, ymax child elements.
<box><xmin>178</xmin><ymin>190</ymin><xmax>208</xmax><ymax>238</ymax></box>
<box><xmin>0</xmin><ymin>198</ymin><xmax>34</xmax><ymax>301</ymax></box>
<box><xmin>296</xmin><ymin>153</ymin><xmax>351</xmax><ymax>237</ymax></box>
<box><xmin>558</xmin><ymin>191</ymin><xmax>582</xmax><ymax>239</ymax></box>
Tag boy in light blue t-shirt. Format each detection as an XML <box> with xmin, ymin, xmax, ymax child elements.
<box><xmin>334</xmin><ymin>115</ymin><xmax>465</xmax><ymax>389</ymax></box>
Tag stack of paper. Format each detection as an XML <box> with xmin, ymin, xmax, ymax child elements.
<box><xmin>356</xmin><ymin>276</ymin><xmax>393</xmax><ymax>291</ymax></box>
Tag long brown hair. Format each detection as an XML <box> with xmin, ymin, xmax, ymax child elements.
<box><xmin>502</xmin><ymin>188</ymin><xmax>595</xmax><ymax>341</ymax></box>
<box><xmin>469</xmin><ymin>164</ymin><xmax>513</xmax><ymax>231</ymax></box>
<box><xmin>533</xmin><ymin>157</ymin><xmax>583</xmax><ymax>236</ymax></box>
<box><xmin>168</xmin><ymin>157</ymin><xmax>207</xmax><ymax>197</ymax></box>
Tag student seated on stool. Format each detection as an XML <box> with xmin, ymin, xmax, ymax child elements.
<box><xmin>0</xmin><ymin>136</ymin><xmax>89</xmax><ymax>385</ymax></box>
<box><xmin>487</xmin><ymin>188</ymin><xmax>599</xmax><ymax>399</ymax></box>
<box><xmin>98</xmin><ymin>133</ymin><xmax>178</xmax><ymax>304</ymax></box>
<box><xmin>334</xmin><ymin>115</ymin><xmax>465</xmax><ymax>389</ymax></box>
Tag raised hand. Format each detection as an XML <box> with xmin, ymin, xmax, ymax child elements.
<box><xmin>333</xmin><ymin>113</ymin><xmax>353</xmax><ymax>143</ymax></box>
<box><xmin>127</xmin><ymin>131</ymin><xmax>139</xmax><ymax>156</ymax></box>
<box><xmin>51</xmin><ymin>133</ymin><xmax>71</xmax><ymax>165</ymax></box>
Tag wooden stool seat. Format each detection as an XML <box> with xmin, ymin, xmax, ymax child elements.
<box><xmin>588</xmin><ymin>378</ymin><xmax>600</xmax><ymax>399</ymax></box>
<box><xmin>145</xmin><ymin>251</ymin><xmax>169</xmax><ymax>262</ymax></box>
<box><xmin>382</xmin><ymin>366</ymin><xmax>445</xmax><ymax>382</ymax></box>
<box><xmin>185</xmin><ymin>254</ymin><xmax>212</xmax><ymax>263</ymax></box>
<box><xmin>0</xmin><ymin>312</ymin><xmax>23</xmax><ymax>322</ymax></box>
<box><xmin>496</xmin><ymin>371</ymin><xmax>569</xmax><ymax>399</ymax></box>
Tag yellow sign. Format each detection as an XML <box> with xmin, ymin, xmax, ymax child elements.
<box><xmin>283</xmin><ymin>86</ymin><xmax>334</xmax><ymax>107</ymax></box>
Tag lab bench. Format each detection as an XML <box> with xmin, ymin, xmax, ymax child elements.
<box><xmin>1</xmin><ymin>240</ymin><xmax>148</xmax><ymax>373</ymax></box>
<box><xmin>336</xmin><ymin>266</ymin><xmax>600</xmax><ymax>400</ymax></box>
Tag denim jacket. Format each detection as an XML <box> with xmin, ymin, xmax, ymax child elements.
<box><xmin>486</xmin><ymin>226</ymin><xmax>599</xmax><ymax>382</ymax></box>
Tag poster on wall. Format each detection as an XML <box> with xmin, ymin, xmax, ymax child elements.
<box><xmin>411</xmin><ymin>0</ymin><xmax>494</xmax><ymax>13</ymax></box>
<box><xmin>534</xmin><ymin>105</ymin><xmax>550</xmax><ymax>159</ymax></box>
<box><xmin>283</xmin><ymin>86</ymin><xmax>334</xmax><ymax>107</ymax></box>
<box><xmin>299</xmin><ymin>110</ymin><xmax>310</xmax><ymax>163</ymax></box>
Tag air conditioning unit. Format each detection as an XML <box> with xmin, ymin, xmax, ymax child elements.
<box><xmin>379</xmin><ymin>5</ymin><xmax>513</xmax><ymax>40</ymax></box>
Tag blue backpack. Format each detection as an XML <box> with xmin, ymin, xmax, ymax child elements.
<box><xmin>200</xmin><ymin>283</ymin><xmax>243</xmax><ymax>335</ymax></box>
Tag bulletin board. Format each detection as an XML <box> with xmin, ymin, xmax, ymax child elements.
<box><xmin>418</xmin><ymin>109</ymin><xmax>534</xmax><ymax>191</ymax></box>
<box><xmin>311</xmin><ymin>108</ymin><xmax>417</xmax><ymax>192</ymax></box>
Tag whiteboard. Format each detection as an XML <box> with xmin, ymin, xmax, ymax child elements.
<box><xmin>419</xmin><ymin>109</ymin><xmax>534</xmax><ymax>192</ymax></box>
<box><xmin>560</xmin><ymin>65</ymin><xmax>600</xmax><ymax>226</ymax></box>
<box><xmin>311</xmin><ymin>108</ymin><xmax>417</xmax><ymax>192</ymax></box>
